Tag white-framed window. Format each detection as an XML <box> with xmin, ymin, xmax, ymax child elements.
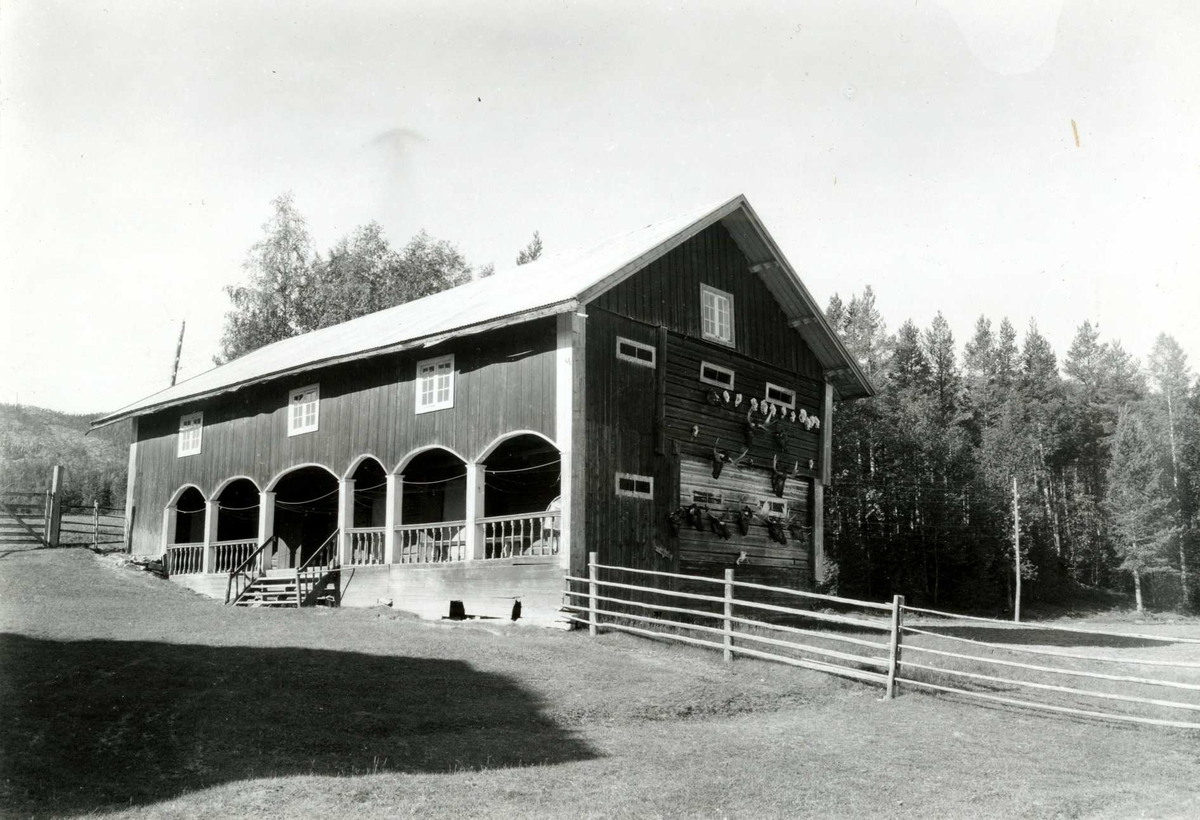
<box><xmin>177</xmin><ymin>412</ymin><xmax>203</xmax><ymax>457</ymax></box>
<box><xmin>288</xmin><ymin>384</ymin><xmax>320</xmax><ymax>437</ymax></box>
<box><xmin>415</xmin><ymin>354</ymin><xmax>455</xmax><ymax>414</ymax></box>
<box><xmin>699</xmin><ymin>361</ymin><xmax>735</xmax><ymax>389</ymax></box>
<box><xmin>615</xmin><ymin>337</ymin><xmax>656</xmax><ymax>368</ymax></box>
<box><xmin>615</xmin><ymin>473</ymin><xmax>654</xmax><ymax>499</ymax></box>
<box><xmin>700</xmin><ymin>284</ymin><xmax>734</xmax><ymax>346</ymax></box>
<box><xmin>760</xmin><ymin>499</ymin><xmax>789</xmax><ymax>519</ymax></box>
<box><xmin>764</xmin><ymin>382</ymin><xmax>797</xmax><ymax>409</ymax></box>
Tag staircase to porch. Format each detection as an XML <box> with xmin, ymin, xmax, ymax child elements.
<box><xmin>226</xmin><ymin>532</ymin><xmax>340</xmax><ymax>608</ymax></box>
<box><xmin>233</xmin><ymin>569</ymin><xmax>324</xmax><ymax>607</ymax></box>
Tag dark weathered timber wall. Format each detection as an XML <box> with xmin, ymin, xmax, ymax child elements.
<box><xmin>129</xmin><ymin>319</ymin><xmax>557</xmax><ymax>554</ymax></box>
<box><xmin>583</xmin><ymin>222</ymin><xmax>827</xmax><ymax>596</ymax></box>
<box><xmin>591</xmin><ymin>222</ymin><xmax>823</xmax><ymax>377</ymax></box>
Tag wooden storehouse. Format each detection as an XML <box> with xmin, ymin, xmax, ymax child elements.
<box><xmin>91</xmin><ymin>195</ymin><xmax>873</xmax><ymax>625</ymax></box>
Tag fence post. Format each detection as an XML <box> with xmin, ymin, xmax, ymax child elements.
<box><xmin>885</xmin><ymin>594</ymin><xmax>905</xmax><ymax>699</ymax></box>
<box><xmin>47</xmin><ymin>465</ymin><xmax>64</xmax><ymax>547</ymax></box>
<box><xmin>588</xmin><ymin>550</ymin><xmax>598</xmax><ymax>637</ymax></box>
<box><xmin>92</xmin><ymin>500</ymin><xmax>99</xmax><ymax>548</ymax></box>
<box><xmin>723</xmin><ymin>568</ymin><xmax>735</xmax><ymax>662</ymax></box>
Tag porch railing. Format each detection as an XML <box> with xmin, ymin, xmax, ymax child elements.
<box><xmin>482</xmin><ymin>511</ymin><xmax>560</xmax><ymax>560</ymax></box>
<box><xmin>297</xmin><ymin>530</ymin><xmax>340</xmax><ymax>606</ymax></box>
<box><xmin>396</xmin><ymin>521</ymin><xmax>466</xmax><ymax>564</ymax></box>
<box><xmin>346</xmin><ymin>527</ymin><xmax>387</xmax><ymax>566</ymax></box>
<box><xmin>226</xmin><ymin>535</ymin><xmax>276</xmax><ymax>605</ymax></box>
<box><xmin>167</xmin><ymin>543</ymin><xmax>204</xmax><ymax>575</ymax></box>
<box><xmin>213</xmin><ymin>539</ymin><xmax>258</xmax><ymax>574</ymax></box>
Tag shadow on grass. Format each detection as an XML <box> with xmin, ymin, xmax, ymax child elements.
<box><xmin>921</xmin><ymin>625</ymin><xmax>1165</xmax><ymax>649</ymax></box>
<box><xmin>0</xmin><ymin>634</ymin><xmax>599</xmax><ymax>817</ymax></box>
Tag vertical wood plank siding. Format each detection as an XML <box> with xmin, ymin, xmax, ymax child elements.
<box><xmin>130</xmin><ymin>320</ymin><xmax>557</xmax><ymax>554</ymax></box>
<box><xmin>592</xmin><ymin>222</ymin><xmax>822</xmax><ymax>377</ymax></box>
<box><xmin>585</xmin><ymin>223</ymin><xmax>827</xmax><ymax>595</ymax></box>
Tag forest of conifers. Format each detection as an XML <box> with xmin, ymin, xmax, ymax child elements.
<box><xmin>823</xmin><ymin>288</ymin><xmax>1198</xmax><ymax>613</ymax></box>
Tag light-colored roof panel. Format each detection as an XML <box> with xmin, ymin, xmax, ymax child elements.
<box><xmin>92</xmin><ymin>194</ymin><xmax>873</xmax><ymax>428</ymax></box>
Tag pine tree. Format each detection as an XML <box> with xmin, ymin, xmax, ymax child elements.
<box><xmin>1106</xmin><ymin>405</ymin><xmax>1177</xmax><ymax>611</ymax></box>
<box><xmin>515</xmin><ymin>231</ymin><xmax>544</xmax><ymax>265</ymax></box>
<box><xmin>1148</xmin><ymin>334</ymin><xmax>1196</xmax><ymax>608</ymax></box>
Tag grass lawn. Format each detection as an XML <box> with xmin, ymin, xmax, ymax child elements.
<box><xmin>2</xmin><ymin>547</ymin><xmax>1199</xmax><ymax>819</ymax></box>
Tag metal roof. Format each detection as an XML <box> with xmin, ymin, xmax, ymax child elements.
<box><xmin>91</xmin><ymin>194</ymin><xmax>873</xmax><ymax>429</ymax></box>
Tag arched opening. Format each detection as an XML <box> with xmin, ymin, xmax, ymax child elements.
<box><xmin>346</xmin><ymin>457</ymin><xmax>388</xmax><ymax>565</ymax></box>
<box><xmin>172</xmin><ymin>487</ymin><xmax>207</xmax><ymax>545</ymax></box>
<box><xmin>271</xmin><ymin>466</ymin><xmax>339</xmax><ymax>569</ymax></box>
<box><xmin>480</xmin><ymin>434</ymin><xmax>561</xmax><ymax>559</ymax></box>
<box><xmin>396</xmin><ymin>448</ymin><xmax>468</xmax><ymax>563</ymax></box>
<box><xmin>213</xmin><ymin>478</ymin><xmax>261</xmax><ymax>573</ymax></box>
<box><xmin>350</xmin><ymin>458</ymin><xmax>388</xmax><ymax>527</ymax></box>
<box><xmin>164</xmin><ymin>486</ymin><xmax>206</xmax><ymax>575</ymax></box>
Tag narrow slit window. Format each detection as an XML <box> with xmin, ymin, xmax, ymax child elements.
<box><xmin>699</xmin><ymin>361</ymin><xmax>735</xmax><ymax>389</ymax></box>
<box><xmin>177</xmin><ymin>412</ymin><xmax>203</xmax><ymax>457</ymax></box>
<box><xmin>415</xmin><ymin>354</ymin><xmax>455</xmax><ymax>413</ymax></box>
<box><xmin>615</xmin><ymin>473</ymin><xmax>654</xmax><ymax>499</ymax></box>
<box><xmin>615</xmin><ymin>337</ymin><xmax>656</xmax><ymax>368</ymax></box>
<box><xmin>764</xmin><ymin>383</ymin><xmax>796</xmax><ymax>409</ymax></box>
<box><xmin>288</xmin><ymin>385</ymin><xmax>320</xmax><ymax>437</ymax></box>
<box><xmin>700</xmin><ymin>284</ymin><xmax>735</xmax><ymax>346</ymax></box>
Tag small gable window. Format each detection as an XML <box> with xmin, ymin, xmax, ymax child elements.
<box><xmin>177</xmin><ymin>412</ymin><xmax>203</xmax><ymax>457</ymax></box>
<box><xmin>615</xmin><ymin>473</ymin><xmax>654</xmax><ymax>499</ymax></box>
<box><xmin>700</xmin><ymin>284</ymin><xmax>734</xmax><ymax>346</ymax></box>
<box><xmin>615</xmin><ymin>337</ymin><xmax>656</xmax><ymax>368</ymax></box>
<box><xmin>288</xmin><ymin>384</ymin><xmax>320</xmax><ymax>437</ymax></box>
<box><xmin>416</xmin><ymin>354</ymin><xmax>455</xmax><ymax>413</ymax></box>
<box><xmin>764</xmin><ymin>383</ymin><xmax>796</xmax><ymax>409</ymax></box>
<box><xmin>699</xmin><ymin>361</ymin><xmax>735</xmax><ymax>389</ymax></box>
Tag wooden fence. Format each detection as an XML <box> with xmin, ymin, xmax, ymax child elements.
<box><xmin>59</xmin><ymin>502</ymin><xmax>126</xmax><ymax>548</ymax></box>
<box><xmin>565</xmin><ymin>554</ymin><xmax>1200</xmax><ymax>730</ymax></box>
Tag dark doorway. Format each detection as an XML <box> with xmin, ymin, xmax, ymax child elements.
<box><xmin>272</xmin><ymin>467</ymin><xmax>339</xmax><ymax>568</ymax></box>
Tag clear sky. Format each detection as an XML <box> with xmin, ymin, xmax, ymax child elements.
<box><xmin>2</xmin><ymin>0</ymin><xmax>1196</xmax><ymax>414</ymax></box>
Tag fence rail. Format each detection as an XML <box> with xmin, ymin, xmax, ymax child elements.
<box><xmin>396</xmin><ymin>521</ymin><xmax>466</xmax><ymax>564</ymax></box>
<box><xmin>59</xmin><ymin>502</ymin><xmax>126</xmax><ymax>547</ymax></box>
<box><xmin>568</xmin><ymin>555</ymin><xmax>1200</xmax><ymax>731</ymax></box>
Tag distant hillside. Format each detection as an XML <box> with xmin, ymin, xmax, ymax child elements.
<box><xmin>0</xmin><ymin>404</ymin><xmax>131</xmax><ymax>507</ymax></box>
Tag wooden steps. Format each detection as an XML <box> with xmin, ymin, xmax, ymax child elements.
<box><xmin>231</xmin><ymin>569</ymin><xmax>333</xmax><ymax>607</ymax></box>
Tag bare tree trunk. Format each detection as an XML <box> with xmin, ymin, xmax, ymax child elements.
<box><xmin>1165</xmin><ymin>388</ymin><xmax>1190</xmax><ymax>608</ymax></box>
<box><xmin>1133</xmin><ymin>565</ymin><xmax>1144</xmax><ymax>613</ymax></box>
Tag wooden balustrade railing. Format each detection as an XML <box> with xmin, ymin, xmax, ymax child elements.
<box><xmin>225</xmin><ymin>535</ymin><xmax>276</xmax><ymax>605</ymax></box>
<box><xmin>296</xmin><ymin>530</ymin><xmax>340</xmax><ymax>606</ymax></box>
<box><xmin>167</xmin><ymin>543</ymin><xmax>204</xmax><ymax>576</ymax></box>
<box><xmin>395</xmin><ymin>521</ymin><xmax>466</xmax><ymax>563</ymax></box>
<box><xmin>213</xmin><ymin>539</ymin><xmax>258</xmax><ymax>574</ymax></box>
<box><xmin>346</xmin><ymin>527</ymin><xmax>386</xmax><ymax>566</ymax></box>
<box><xmin>482</xmin><ymin>512</ymin><xmax>560</xmax><ymax>560</ymax></box>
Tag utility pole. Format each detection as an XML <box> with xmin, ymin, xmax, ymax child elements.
<box><xmin>169</xmin><ymin>321</ymin><xmax>186</xmax><ymax>387</ymax></box>
<box><xmin>1013</xmin><ymin>475</ymin><xmax>1021</xmax><ymax>623</ymax></box>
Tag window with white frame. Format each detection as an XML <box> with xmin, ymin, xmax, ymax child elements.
<box><xmin>177</xmin><ymin>412</ymin><xmax>203</xmax><ymax>457</ymax></box>
<box><xmin>764</xmin><ymin>382</ymin><xmax>797</xmax><ymax>409</ymax></box>
<box><xmin>700</xmin><ymin>284</ymin><xmax>734</xmax><ymax>346</ymax></box>
<box><xmin>615</xmin><ymin>337</ymin><xmax>656</xmax><ymax>368</ymax></box>
<box><xmin>615</xmin><ymin>473</ymin><xmax>654</xmax><ymax>499</ymax></box>
<box><xmin>415</xmin><ymin>354</ymin><xmax>455</xmax><ymax>413</ymax></box>
<box><xmin>699</xmin><ymin>361</ymin><xmax>735</xmax><ymax>389</ymax></box>
<box><xmin>288</xmin><ymin>384</ymin><xmax>320</xmax><ymax>436</ymax></box>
